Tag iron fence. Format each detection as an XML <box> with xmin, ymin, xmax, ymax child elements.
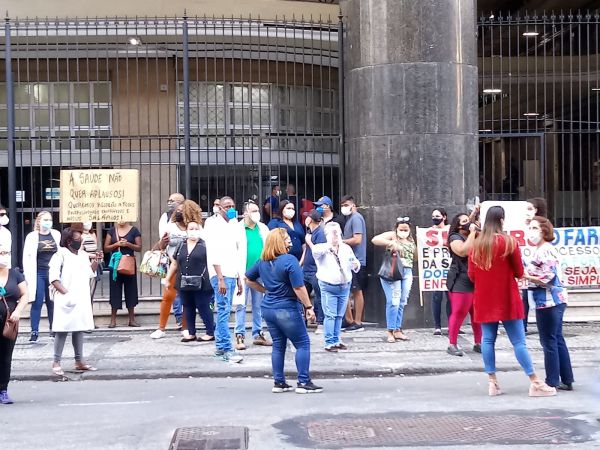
<box><xmin>478</xmin><ymin>10</ymin><xmax>600</xmax><ymax>227</ymax></box>
<box><xmin>0</xmin><ymin>15</ymin><xmax>341</xmax><ymax>297</ymax></box>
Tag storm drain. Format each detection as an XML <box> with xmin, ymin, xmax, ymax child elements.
<box><xmin>169</xmin><ymin>426</ymin><xmax>249</xmax><ymax>450</ymax></box>
<box><xmin>276</xmin><ymin>411</ymin><xmax>596</xmax><ymax>448</ymax></box>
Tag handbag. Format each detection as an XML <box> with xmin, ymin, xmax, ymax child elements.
<box><xmin>378</xmin><ymin>249</ymin><xmax>405</xmax><ymax>281</ymax></box>
<box><xmin>2</xmin><ymin>297</ymin><xmax>19</xmax><ymax>341</ymax></box>
<box><xmin>140</xmin><ymin>242</ymin><xmax>169</xmax><ymax>278</ymax></box>
<box><xmin>180</xmin><ymin>274</ymin><xmax>205</xmax><ymax>291</ymax></box>
<box><xmin>117</xmin><ymin>254</ymin><xmax>136</xmax><ymax>276</ymax></box>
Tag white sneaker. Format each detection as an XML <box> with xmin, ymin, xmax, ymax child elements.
<box><xmin>150</xmin><ymin>329</ymin><xmax>166</xmax><ymax>339</ymax></box>
<box><xmin>315</xmin><ymin>325</ymin><xmax>324</xmax><ymax>335</ymax></box>
<box><xmin>181</xmin><ymin>329</ymin><xmax>190</xmax><ymax>338</ymax></box>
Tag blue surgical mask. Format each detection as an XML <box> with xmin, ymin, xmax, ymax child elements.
<box><xmin>226</xmin><ymin>208</ymin><xmax>238</xmax><ymax>220</ymax></box>
<box><xmin>316</xmin><ymin>207</ymin><xmax>324</xmax><ymax>215</ymax></box>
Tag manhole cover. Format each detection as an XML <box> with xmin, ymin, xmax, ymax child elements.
<box><xmin>169</xmin><ymin>426</ymin><xmax>249</xmax><ymax>450</ymax></box>
<box><xmin>276</xmin><ymin>410</ymin><xmax>597</xmax><ymax>448</ymax></box>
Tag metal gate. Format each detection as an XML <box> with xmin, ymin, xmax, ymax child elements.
<box><xmin>0</xmin><ymin>15</ymin><xmax>342</xmax><ymax>297</ymax></box>
<box><xmin>478</xmin><ymin>11</ymin><xmax>600</xmax><ymax>227</ymax></box>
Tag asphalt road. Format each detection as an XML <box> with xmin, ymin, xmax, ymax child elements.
<box><xmin>3</xmin><ymin>368</ymin><xmax>599</xmax><ymax>450</ymax></box>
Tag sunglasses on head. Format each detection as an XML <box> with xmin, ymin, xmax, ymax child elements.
<box><xmin>396</xmin><ymin>216</ymin><xmax>410</xmax><ymax>224</ymax></box>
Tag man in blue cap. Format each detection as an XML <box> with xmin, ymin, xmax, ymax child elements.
<box><xmin>313</xmin><ymin>196</ymin><xmax>346</xmax><ymax>230</ymax></box>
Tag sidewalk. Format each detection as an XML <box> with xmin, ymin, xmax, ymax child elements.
<box><xmin>10</xmin><ymin>323</ymin><xmax>599</xmax><ymax>381</ymax></box>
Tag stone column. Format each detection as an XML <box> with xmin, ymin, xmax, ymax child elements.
<box><xmin>342</xmin><ymin>0</ymin><xmax>479</xmax><ymax>327</ymax></box>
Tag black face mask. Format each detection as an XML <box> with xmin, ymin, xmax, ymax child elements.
<box><xmin>70</xmin><ymin>240</ymin><xmax>82</xmax><ymax>251</ymax></box>
<box><xmin>432</xmin><ymin>218</ymin><xmax>444</xmax><ymax>226</ymax></box>
<box><xmin>175</xmin><ymin>212</ymin><xmax>184</xmax><ymax>223</ymax></box>
<box><xmin>460</xmin><ymin>222</ymin><xmax>471</xmax><ymax>231</ymax></box>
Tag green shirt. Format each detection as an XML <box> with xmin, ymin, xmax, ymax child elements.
<box><xmin>245</xmin><ymin>224</ymin><xmax>264</xmax><ymax>270</ymax></box>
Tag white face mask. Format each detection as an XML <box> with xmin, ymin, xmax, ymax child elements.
<box><xmin>187</xmin><ymin>230</ymin><xmax>201</xmax><ymax>240</ymax></box>
<box><xmin>397</xmin><ymin>231</ymin><xmax>410</xmax><ymax>239</ymax></box>
<box><xmin>283</xmin><ymin>209</ymin><xmax>295</xmax><ymax>220</ymax></box>
<box><xmin>83</xmin><ymin>222</ymin><xmax>93</xmax><ymax>231</ymax></box>
<box><xmin>249</xmin><ymin>212</ymin><xmax>261</xmax><ymax>224</ymax></box>
<box><xmin>0</xmin><ymin>254</ymin><xmax>10</xmax><ymax>268</ymax></box>
<box><xmin>528</xmin><ymin>230</ymin><xmax>542</xmax><ymax>245</ymax></box>
<box><xmin>212</xmin><ymin>206</ymin><xmax>220</xmax><ymax>215</ymax></box>
<box><xmin>40</xmin><ymin>220</ymin><xmax>53</xmax><ymax>231</ymax></box>
<box><xmin>0</xmin><ymin>215</ymin><xmax>8</xmax><ymax>227</ymax></box>
<box><xmin>341</xmin><ymin>206</ymin><xmax>352</xmax><ymax>216</ymax></box>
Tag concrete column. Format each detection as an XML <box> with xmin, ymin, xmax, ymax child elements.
<box><xmin>342</xmin><ymin>0</ymin><xmax>479</xmax><ymax>326</ymax></box>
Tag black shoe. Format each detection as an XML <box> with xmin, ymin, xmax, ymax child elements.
<box><xmin>29</xmin><ymin>332</ymin><xmax>38</xmax><ymax>343</ymax></box>
<box><xmin>324</xmin><ymin>346</ymin><xmax>338</xmax><ymax>353</ymax></box>
<box><xmin>296</xmin><ymin>381</ymin><xmax>324</xmax><ymax>394</ymax></box>
<box><xmin>344</xmin><ymin>323</ymin><xmax>364</xmax><ymax>333</ymax></box>
<box><xmin>336</xmin><ymin>343</ymin><xmax>348</xmax><ymax>350</ymax></box>
<box><xmin>473</xmin><ymin>344</ymin><xmax>482</xmax><ymax>353</ymax></box>
<box><xmin>557</xmin><ymin>383</ymin><xmax>573</xmax><ymax>391</ymax></box>
<box><xmin>272</xmin><ymin>382</ymin><xmax>294</xmax><ymax>393</ymax></box>
<box><xmin>341</xmin><ymin>319</ymin><xmax>351</xmax><ymax>331</ymax></box>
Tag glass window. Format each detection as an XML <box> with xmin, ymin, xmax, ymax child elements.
<box><xmin>75</xmin><ymin>108</ymin><xmax>90</xmax><ymax>127</ymax></box>
<box><xmin>14</xmin><ymin>85</ymin><xmax>31</xmax><ymax>104</ymax></box>
<box><xmin>33</xmin><ymin>84</ymin><xmax>49</xmax><ymax>104</ymax></box>
<box><xmin>94</xmin><ymin>83</ymin><xmax>111</xmax><ymax>103</ymax></box>
<box><xmin>74</xmin><ymin>83</ymin><xmax>90</xmax><ymax>103</ymax></box>
<box><xmin>14</xmin><ymin>109</ymin><xmax>30</xmax><ymax>128</ymax></box>
<box><xmin>55</xmin><ymin>108</ymin><xmax>70</xmax><ymax>127</ymax></box>
<box><xmin>94</xmin><ymin>108</ymin><xmax>111</xmax><ymax>127</ymax></box>
<box><xmin>34</xmin><ymin>109</ymin><xmax>51</xmax><ymax>128</ymax></box>
<box><xmin>54</xmin><ymin>84</ymin><xmax>70</xmax><ymax>103</ymax></box>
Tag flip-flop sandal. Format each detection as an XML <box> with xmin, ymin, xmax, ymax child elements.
<box><xmin>386</xmin><ymin>335</ymin><xmax>396</xmax><ymax>343</ymax></box>
<box><xmin>75</xmin><ymin>364</ymin><xmax>97</xmax><ymax>371</ymax></box>
<box><xmin>52</xmin><ymin>366</ymin><xmax>65</xmax><ymax>376</ymax></box>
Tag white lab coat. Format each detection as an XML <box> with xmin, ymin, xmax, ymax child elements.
<box><xmin>48</xmin><ymin>247</ymin><xmax>95</xmax><ymax>332</ymax></box>
<box><xmin>22</xmin><ymin>229</ymin><xmax>62</xmax><ymax>304</ymax></box>
<box><xmin>233</xmin><ymin>220</ymin><xmax>269</xmax><ymax>306</ymax></box>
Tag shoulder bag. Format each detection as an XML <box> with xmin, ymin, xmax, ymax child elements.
<box><xmin>117</xmin><ymin>254</ymin><xmax>136</xmax><ymax>276</ymax></box>
<box><xmin>378</xmin><ymin>249</ymin><xmax>405</xmax><ymax>281</ymax></box>
<box><xmin>2</xmin><ymin>296</ymin><xmax>19</xmax><ymax>341</ymax></box>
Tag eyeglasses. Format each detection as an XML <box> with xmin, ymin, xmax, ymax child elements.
<box><xmin>0</xmin><ymin>213</ymin><xmax>6</xmax><ymax>217</ymax></box>
<box><xmin>396</xmin><ymin>216</ymin><xmax>410</xmax><ymax>224</ymax></box>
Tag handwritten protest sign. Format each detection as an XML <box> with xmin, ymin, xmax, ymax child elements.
<box><xmin>416</xmin><ymin>202</ymin><xmax>600</xmax><ymax>292</ymax></box>
<box><xmin>59</xmin><ymin>169</ymin><xmax>139</xmax><ymax>223</ymax></box>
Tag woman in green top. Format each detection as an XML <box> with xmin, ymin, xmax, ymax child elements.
<box><xmin>372</xmin><ymin>217</ymin><xmax>415</xmax><ymax>343</ymax></box>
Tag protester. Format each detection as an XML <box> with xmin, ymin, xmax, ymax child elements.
<box><xmin>313</xmin><ymin>222</ymin><xmax>360</xmax><ymax>352</ymax></box>
<box><xmin>430</xmin><ymin>208</ymin><xmax>451</xmax><ymax>336</ymax></box>
<box><xmin>165</xmin><ymin>221</ymin><xmax>215</xmax><ymax>343</ymax></box>
<box><xmin>340</xmin><ymin>195</ymin><xmax>367</xmax><ymax>332</ymax></box>
<box><xmin>267</xmin><ymin>200</ymin><xmax>305</xmax><ymax>261</ymax></box>
<box><xmin>285</xmin><ymin>184</ymin><xmax>299</xmax><ymax>212</ymax></box>
<box><xmin>0</xmin><ymin>206</ymin><xmax>11</xmax><ymax>265</ymax></box>
<box><xmin>204</xmin><ymin>196</ymin><xmax>243</xmax><ymax>363</ymax></box>
<box><xmin>245</xmin><ymin>228</ymin><xmax>322</xmax><ymax>394</ymax></box>
<box><xmin>303</xmin><ymin>210</ymin><xmax>326</xmax><ymax>334</ymax></box>
<box><xmin>468</xmin><ymin>206</ymin><xmax>556</xmax><ymax>397</ymax></box>
<box><xmin>49</xmin><ymin>228</ymin><xmax>97</xmax><ymax>375</ymax></box>
<box><xmin>158</xmin><ymin>193</ymin><xmax>185</xmax><ymax>238</ymax></box>
<box><xmin>524</xmin><ymin>216</ymin><xmax>574</xmax><ymax>391</ymax></box>
<box><xmin>23</xmin><ymin>211</ymin><xmax>61</xmax><ymax>342</ymax></box>
<box><xmin>151</xmin><ymin>200</ymin><xmax>202</xmax><ymax>339</ymax></box>
<box><xmin>523</xmin><ymin>197</ymin><xmax>548</xmax><ymax>333</ymax></box>
<box><xmin>372</xmin><ymin>217</ymin><xmax>415</xmax><ymax>343</ymax></box>
<box><xmin>234</xmin><ymin>200</ymin><xmax>271</xmax><ymax>350</ymax></box>
<box><xmin>104</xmin><ymin>221</ymin><xmax>142</xmax><ymax>328</ymax></box>
<box><xmin>0</xmin><ymin>243</ymin><xmax>28</xmax><ymax>404</ymax></box>
<box><xmin>445</xmin><ymin>213</ymin><xmax>482</xmax><ymax>356</ymax></box>
<box><xmin>263</xmin><ymin>185</ymin><xmax>281</xmax><ymax>223</ymax></box>
<box><xmin>313</xmin><ymin>196</ymin><xmax>346</xmax><ymax>229</ymax></box>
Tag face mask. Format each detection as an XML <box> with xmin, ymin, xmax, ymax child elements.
<box><xmin>0</xmin><ymin>254</ymin><xmax>10</xmax><ymax>268</ymax></box>
<box><xmin>167</xmin><ymin>203</ymin><xmax>176</xmax><ymax>213</ymax></box>
<box><xmin>83</xmin><ymin>222</ymin><xmax>93</xmax><ymax>231</ymax></box>
<box><xmin>40</xmin><ymin>220</ymin><xmax>53</xmax><ymax>231</ymax></box>
<box><xmin>70</xmin><ymin>240</ymin><xmax>82</xmax><ymax>251</ymax></box>
<box><xmin>316</xmin><ymin>207</ymin><xmax>325</xmax><ymax>215</ymax></box>
<box><xmin>187</xmin><ymin>230</ymin><xmax>201</xmax><ymax>240</ymax></box>
<box><xmin>432</xmin><ymin>218</ymin><xmax>444</xmax><ymax>226</ymax></box>
<box><xmin>226</xmin><ymin>208</ymin><xmax>238</xmax><ymax>220</ymax></box>
<box><xmin>283</xmin><ymin>209</ymin><xmax>295</xmax><ymax>220</ymax></box>
<box><xmin>460</xmin><ymin>222</ymin><xmax>471</xmax><ymax>232</ymax></box>
<box><xmin>275</xmin><ymin>191</ymin><xmax>281</xmax><ymax>197</ymax></box>
<box><xmin>213</xmin><ymin>206</ymin><xmax>220</xmax><ymax>215</ymax></box>
<box><xmin>0</xmin><ymin>215</ymin><xmax>8</xmax><ymax>227</ymax></box>
<box><xmin>174</xmin><ymin>212</ymin><xmax>184</xmax><ymax>223</ymax></box>
<box><xmin>250</xmin><ymin>212</ymin><xmax>261</xmax><ymax>224</ymax></box>
<box><xmin>341</xmin><ymin>206</ymin><xmax>352</xmax><ymax>216</ymax></box>
<box><xmin>397</xmin><ymin>231</ymin><xmax>410</xmax><ymax>239</ymax></box>
<box><xmin>528</xmin><ymin>230</ymin><xmax>542</xmax><ymax>245</ymax></box>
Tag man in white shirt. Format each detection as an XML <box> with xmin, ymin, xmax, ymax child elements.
<box><xmin>158</xmin><ymin>193</ymin><xmax>185</xmax><ymax>239</ymax></box>
<box><xmin>204</xmin><ymin>196</ymin><xmax>244</xmax><ymax>363</ymax></box>
<box><xmin>0</xmin><ymin>205</ymin><xmax>11</xmax><ymax>268</ymax></box>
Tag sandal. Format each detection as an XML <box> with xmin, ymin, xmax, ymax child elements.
<box><xmin>108</xmin><ymin>323</ymin><xmax>116</xmax><ymax>329</ymax></box>
<box><xmin>128</xmin><ymin>321</ymin><xmax>141</xmax><ymax>327</ymax></box>
<box><xmin>52</xmin><ymin>365</ymin><xmax>65</xmax><ymax>376</ymax></box>
<box><xmin>488</xmin><ymin>380</ymin><xmax>502</xmax><ymax>396</ymax></box>
<box><xmin>386</xmin><ymin>333</ymin><xmax>396</xmax><ymax>343</ymax></box>
<box><xmin>394</xmin><ymin>330</ymin><xmax>410</xmax><ymax>341</ymax></box>
<box><xmin>199</xmin><ymin>335</ymin><xmax>215</xmax><ymax>342</ymax></box>
<box><xmin>75</xmin><ymin>364</ymin><xmax>97</xmax><ymax>371</ymax></box>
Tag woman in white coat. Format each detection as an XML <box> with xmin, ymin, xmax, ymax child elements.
<box><xmin>49</xmin><ymin>227</ymin><xmax>97</xmax><ymax>375</ymax></box>
<box><xmin>23</xmin><ymin>211</ymin><xmax>62</xmax><ymax>342</ymax></box>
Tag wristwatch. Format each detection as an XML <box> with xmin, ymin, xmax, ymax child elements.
<box><xmin>304</xmin><ymin>305</ymin><xmax>313</xmax><ymax>310</ymax></box>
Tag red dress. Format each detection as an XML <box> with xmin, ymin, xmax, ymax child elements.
<box><xmin>468</xmin><ymin>235</ymin><xmax>525</xmax><ymax>324</ymax></box>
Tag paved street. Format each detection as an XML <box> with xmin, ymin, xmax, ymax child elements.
<box><xmin>3</xmin><ymin>369</ymin><xmax>599</xmax><ymax>449</ymax></box>
<box><xmin>10</xmin><ymin>324</ymin><xmax>600</xmax><ymax>381</ymax></box>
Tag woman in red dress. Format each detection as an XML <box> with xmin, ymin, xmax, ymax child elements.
<box><xmin>468</xmin><ymin>206</ymin><xmax>556</xmax><ymax>397</ymax></box>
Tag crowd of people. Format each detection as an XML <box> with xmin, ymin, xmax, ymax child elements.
<box><xmin>0</xmin><ymin>193</ymin><xmax>575</xmax><ymax>403</ymax></box>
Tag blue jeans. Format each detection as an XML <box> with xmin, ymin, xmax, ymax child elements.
<box><xmin>210</xmin><ymin>276</ymin><xmax>237</xmax><ymax>352</ymax></box>
<box><xmin>173</xmin><ymin>294</ymin><xmax>183</xmax><ymax>322</ymax></box>
<box><xmin>304</xmin><ymin>272</ymin><xmax>323</xmax><ymax>325</ymax></box>
<box><xmin>481</xmin><ymin>320</ymin><xmax>535</xmax><ymax>376</ymax></box>
<box><xmin>180</xmin><ymin>289</ymin><xmax>215</xmax><ymax>337</ymax></box>
<box><xmin>319</xmin><ymin>281</ymin><xmax>351</xmax><ymax>348</ymax></box>
<box><xmin>235</xmin><ymin>282</ymin><xmax>264</xmax><ymax>338</ymax></box>
<box><xmin>536</xmin><ymin>303</ymin><xmax>574</xmax><ymax>387</ymax></box>
<box><xmin>262</xmin><ymin>304</ymin><xmax>311</xmax><ymax>384</ymax></box>
<box><xmin>30</xmin><ymin>271</ymin><xmax>54</xmax><ymax>334</ymax></box>
<box><xmin>380</xmin><ymin>268</ymin><xmax>413</xmax><ymax>331</ymax></box>
<box><xmin>432</xmin><ymin>290</ymin><xmax>451</xmax><ymax>329</ymax></box>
